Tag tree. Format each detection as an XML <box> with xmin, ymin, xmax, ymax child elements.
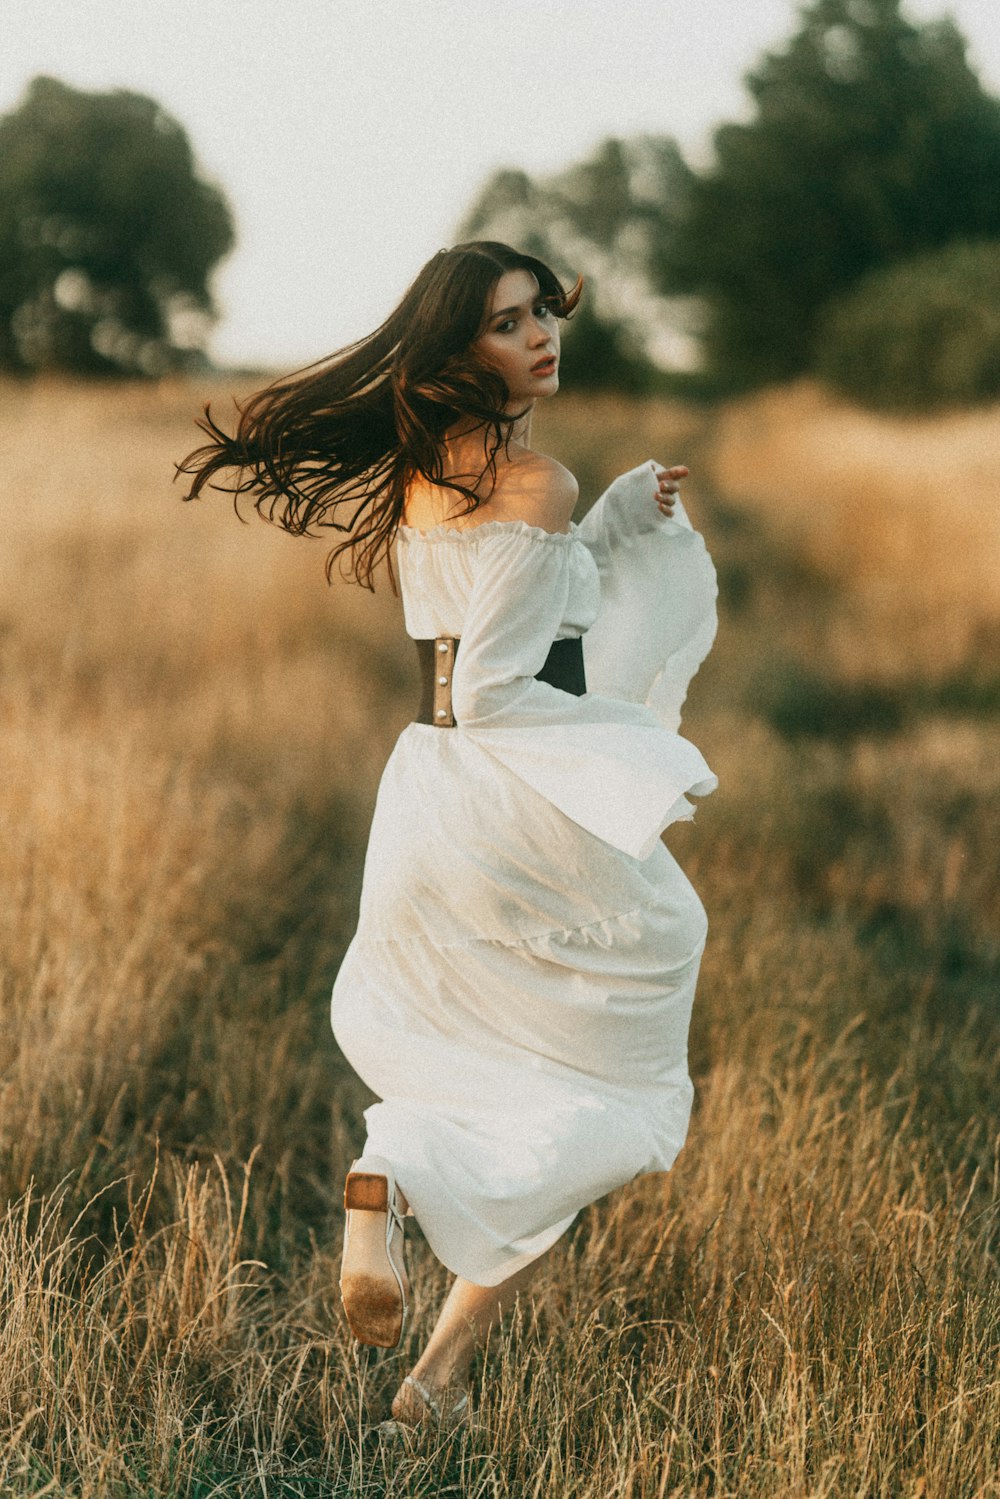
<box><xmin>815</xmin><ymin>238</ymin><xmax>1000</xmax><ymax>409</ymax></box>
<box><xmin>0</xmin><ymin>76</ymin><xmax>235</xmax><ymax>375</ymax></box>
<box><xmin>457</xmin><ymin>136</ymin><xmax>699</xmax><ymax>387</ymax></box>
<box><xmin>655</xmin><ymin>0</ymin><xmax>1000</xmax><ymax>386</ymax></box>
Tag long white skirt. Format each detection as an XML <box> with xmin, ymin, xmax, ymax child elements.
<box><xmin>330</xmin><ymin>720</ymin><xmax>707</xmax><ymax>1288</ymax></box>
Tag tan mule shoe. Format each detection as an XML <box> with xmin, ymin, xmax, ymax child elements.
<box><xmin>339</xmin><ymin>1155</ymin><xmax>409</xmax><ymax>1348</ymax></box>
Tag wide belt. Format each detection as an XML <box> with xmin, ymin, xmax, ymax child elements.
<box><xmin>415</xmin><ymin>635</ymin><xmax>586</xmax><ymax>725</ymax></box>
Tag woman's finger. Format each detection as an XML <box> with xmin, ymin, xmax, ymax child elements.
<box><xmin>655</xmin><ymin>465</ymin><xmax>684</xmax><ymax>515</ymax></box>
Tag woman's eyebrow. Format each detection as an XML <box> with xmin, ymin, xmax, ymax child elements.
<box><xmin>488</xmin><ymin>299</ymin><xmax>527</xmax><ymax>320</ymax></box>
<box><xmin>489</xmin><ymin>295</ymin><xmax>543</xmax><ymax>322</ymax></box>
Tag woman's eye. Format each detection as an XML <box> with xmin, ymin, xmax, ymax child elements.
<box><xmin>493</xmin><ymin>305</ymin><xmax>551</xmax><ymax>333</ymax></box>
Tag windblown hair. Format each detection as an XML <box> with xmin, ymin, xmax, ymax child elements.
<box><xmin>176</xmin><ymin>241</ymin><xmax>583</xmax><ymax>590</ymax></box>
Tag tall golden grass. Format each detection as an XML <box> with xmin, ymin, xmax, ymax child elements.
<box><xmin>0</xmin><ymin>377</ymin><xmax>996</xmax><ymax>1496</ymax></box>
<box><xmin>705</xmin><ymin>379</ymin><xmax>1000</xmax><ymax>681</ymax></box>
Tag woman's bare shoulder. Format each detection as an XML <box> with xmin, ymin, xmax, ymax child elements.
<box><xmin>488</xmin><ymin>450</ymin><xmax>579</xmax><ymax>533</ymax></box>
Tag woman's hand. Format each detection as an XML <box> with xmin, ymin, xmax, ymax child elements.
<box><xmin>655</xmin><ymin>465</ymin><xmax>689</xmax><ymax>517</ymax></box>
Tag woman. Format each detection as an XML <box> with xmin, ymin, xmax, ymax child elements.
<box><xmin>179</xmin><ymin>240</ymin><xmax>717</xmax><ymax>1433</ymax></box>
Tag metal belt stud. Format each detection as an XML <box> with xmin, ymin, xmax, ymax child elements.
<box><xmin>433</xmin><ymin>636</ymin><xmax>457</xmax><ymax>725</ymax></box>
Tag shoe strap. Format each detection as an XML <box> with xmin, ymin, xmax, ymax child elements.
<box><xmin>403</xmin><ymin>1374</ymin><xmax>469</xmax><ymax>1418</ymax></box>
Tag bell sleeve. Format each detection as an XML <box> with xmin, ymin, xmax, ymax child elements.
<box><xmin>574</xmin><ymin>460</ymin><xmax>718</xmax><ymax>734</ymax></box>
<box><xmin>451</xmin><ymin>525</ymin><xmax>716</xmax><ymax>862</ymax></box>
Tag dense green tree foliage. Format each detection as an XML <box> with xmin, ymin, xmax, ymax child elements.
<box><xmin>0</xmin><ymin>76</ymin><xmax>234</xmax><ymax>375</ymax></box>
<box><xmin>656</xmin><ymin>0</ymin><xmax>1000</xmax><ymax>386</ymax></box>
<box><xmin>457</xmin><ymin>137</ymin><xmax>695</xmax><ymax>389</ymax></box>
<box><xmin>815</xmin><ymin>239</ymin><xmax>1000</xmax><ymax>409</ymax></box>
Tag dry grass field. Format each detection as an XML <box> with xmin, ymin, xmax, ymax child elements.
<box><xmin>0</xmin><ymin>376</ymin><xmax>996</xmax><ymax>1496</ymax></box>
<box><xmin>705</xmin><ymin>380</ymin><xmax>1000</xmax><ymax>681</ymax></box>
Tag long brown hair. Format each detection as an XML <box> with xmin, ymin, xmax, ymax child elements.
<box><xmin>176</xmin><ymin>241</ymin><xmax>582</xmax><ymax>590</ymax></box>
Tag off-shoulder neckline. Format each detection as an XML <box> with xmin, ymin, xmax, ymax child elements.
<box><xmin>396</xmin><ymin>517</ymin><xmax>579</xmax><ymax>546</ymax></box>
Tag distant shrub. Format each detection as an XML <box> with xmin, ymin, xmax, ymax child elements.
<box><xmin>759</xmin><ymin>659</ymin><xmax>1000</xmax><ymax>743</ymax></box>
<box><xmin>760</xmin><ymin>666</ymin><xmax>908</xmax><ymax>742</ymax></box>
<box><xmin>815</xmin><ymin>241</ymin><xmax>1000</xmax><ymax>411</ymax></box>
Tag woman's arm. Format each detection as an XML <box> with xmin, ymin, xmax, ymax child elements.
<box><xmin>446</xmin><ymin>515</ymin><xmax>716</xmax><ymax>859</ymax></box>
<box><xmin>574</xmin><ymin>461</ymin><xmax>718</xmax><ymax>732</ymax></box>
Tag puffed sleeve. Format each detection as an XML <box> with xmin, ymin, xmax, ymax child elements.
<box><xmin>452</xmin><ymin>526</ymin><xmax>716</xmax><ymax>862</ymax></box>
<box><xmin>575</xmin><ymin>460</ymin><xmax>718</xmax><ymax>733</ymax></box>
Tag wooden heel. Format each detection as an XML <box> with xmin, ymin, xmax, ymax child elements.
<box><xmin>345</xmin><ymin>1171</ymin><xmax>389</xmax><ymax>1212</ymax></box>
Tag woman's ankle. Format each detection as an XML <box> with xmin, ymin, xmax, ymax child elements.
<box><xmin>391</xmin><ymin>1369</ymin><xmax>470</xmax><ymax>1426</ymax></box>
<box><xmin>408</xmin><ymin>1352</ymin><xmax>471</xmax><ymax>1391</ymax></box>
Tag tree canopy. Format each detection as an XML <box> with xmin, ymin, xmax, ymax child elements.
<box><xmin>0</xmin><ymin>76</ymin><xmax>235</xmax><ymax>376</ymax></box>
<box><xmin>655</xmin><ymin>0</ymin><xmax>1000</xmax><ymax>386</ymax></box>
<box><xmin>459</xmin><ymin>0</ymin><xmax>1000</xmax><ymax>393</ymax></box>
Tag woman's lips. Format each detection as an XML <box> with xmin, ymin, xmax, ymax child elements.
<box><xmin>531</xmin><ymin>356</ymin><xmax>557</xmax><ymax>376</ymax></box>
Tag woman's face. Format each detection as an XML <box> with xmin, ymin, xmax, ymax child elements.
<box><xmin>472</xmin><ymin>269</ymin><xmax>560</xmax><ymax>411</ymax></box>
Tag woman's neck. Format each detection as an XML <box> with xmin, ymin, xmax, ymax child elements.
<box><xmin>442</xmin><ymin>404</ymin><xmax>534</xmax><ymax>465</ymax></box>
<box><xmin>407</xmin><ymin>405</ymin><xmax>539</xmax><ymax>527</ymax></box>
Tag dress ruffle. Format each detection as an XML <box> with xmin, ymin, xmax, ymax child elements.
<box><xmin>462</xmin><ymin>717</ymin><xmax>715</xmax><ymax>861</ymax></box>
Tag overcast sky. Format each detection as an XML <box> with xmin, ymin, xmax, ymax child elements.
<box><xmin>3</xmin><ymin>0</ymin><xmax>998</xmax><ymax>367</ymax></box>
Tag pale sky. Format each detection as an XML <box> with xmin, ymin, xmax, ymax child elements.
<box><xmin>3</xmin><ymin>0</ymin><xmax>998</xmax><ymax>367</ymax></box>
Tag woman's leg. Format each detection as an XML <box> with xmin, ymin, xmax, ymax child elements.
<box><xmin>391</xmin><ymin>1255</ymin><xmax>543</xmax><ymax>1421</ymax></box>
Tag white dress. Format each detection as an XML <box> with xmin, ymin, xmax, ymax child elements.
<box><xmin>330</xmin><ymin>460</ymin><xmax>718</xmax><ymax>1287</ymax></box>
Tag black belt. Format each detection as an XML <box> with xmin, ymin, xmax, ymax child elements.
<box><xmin>415</xmin><ymin>635</ymin><xmax>586</xmax><ymax>725</ymax></box>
